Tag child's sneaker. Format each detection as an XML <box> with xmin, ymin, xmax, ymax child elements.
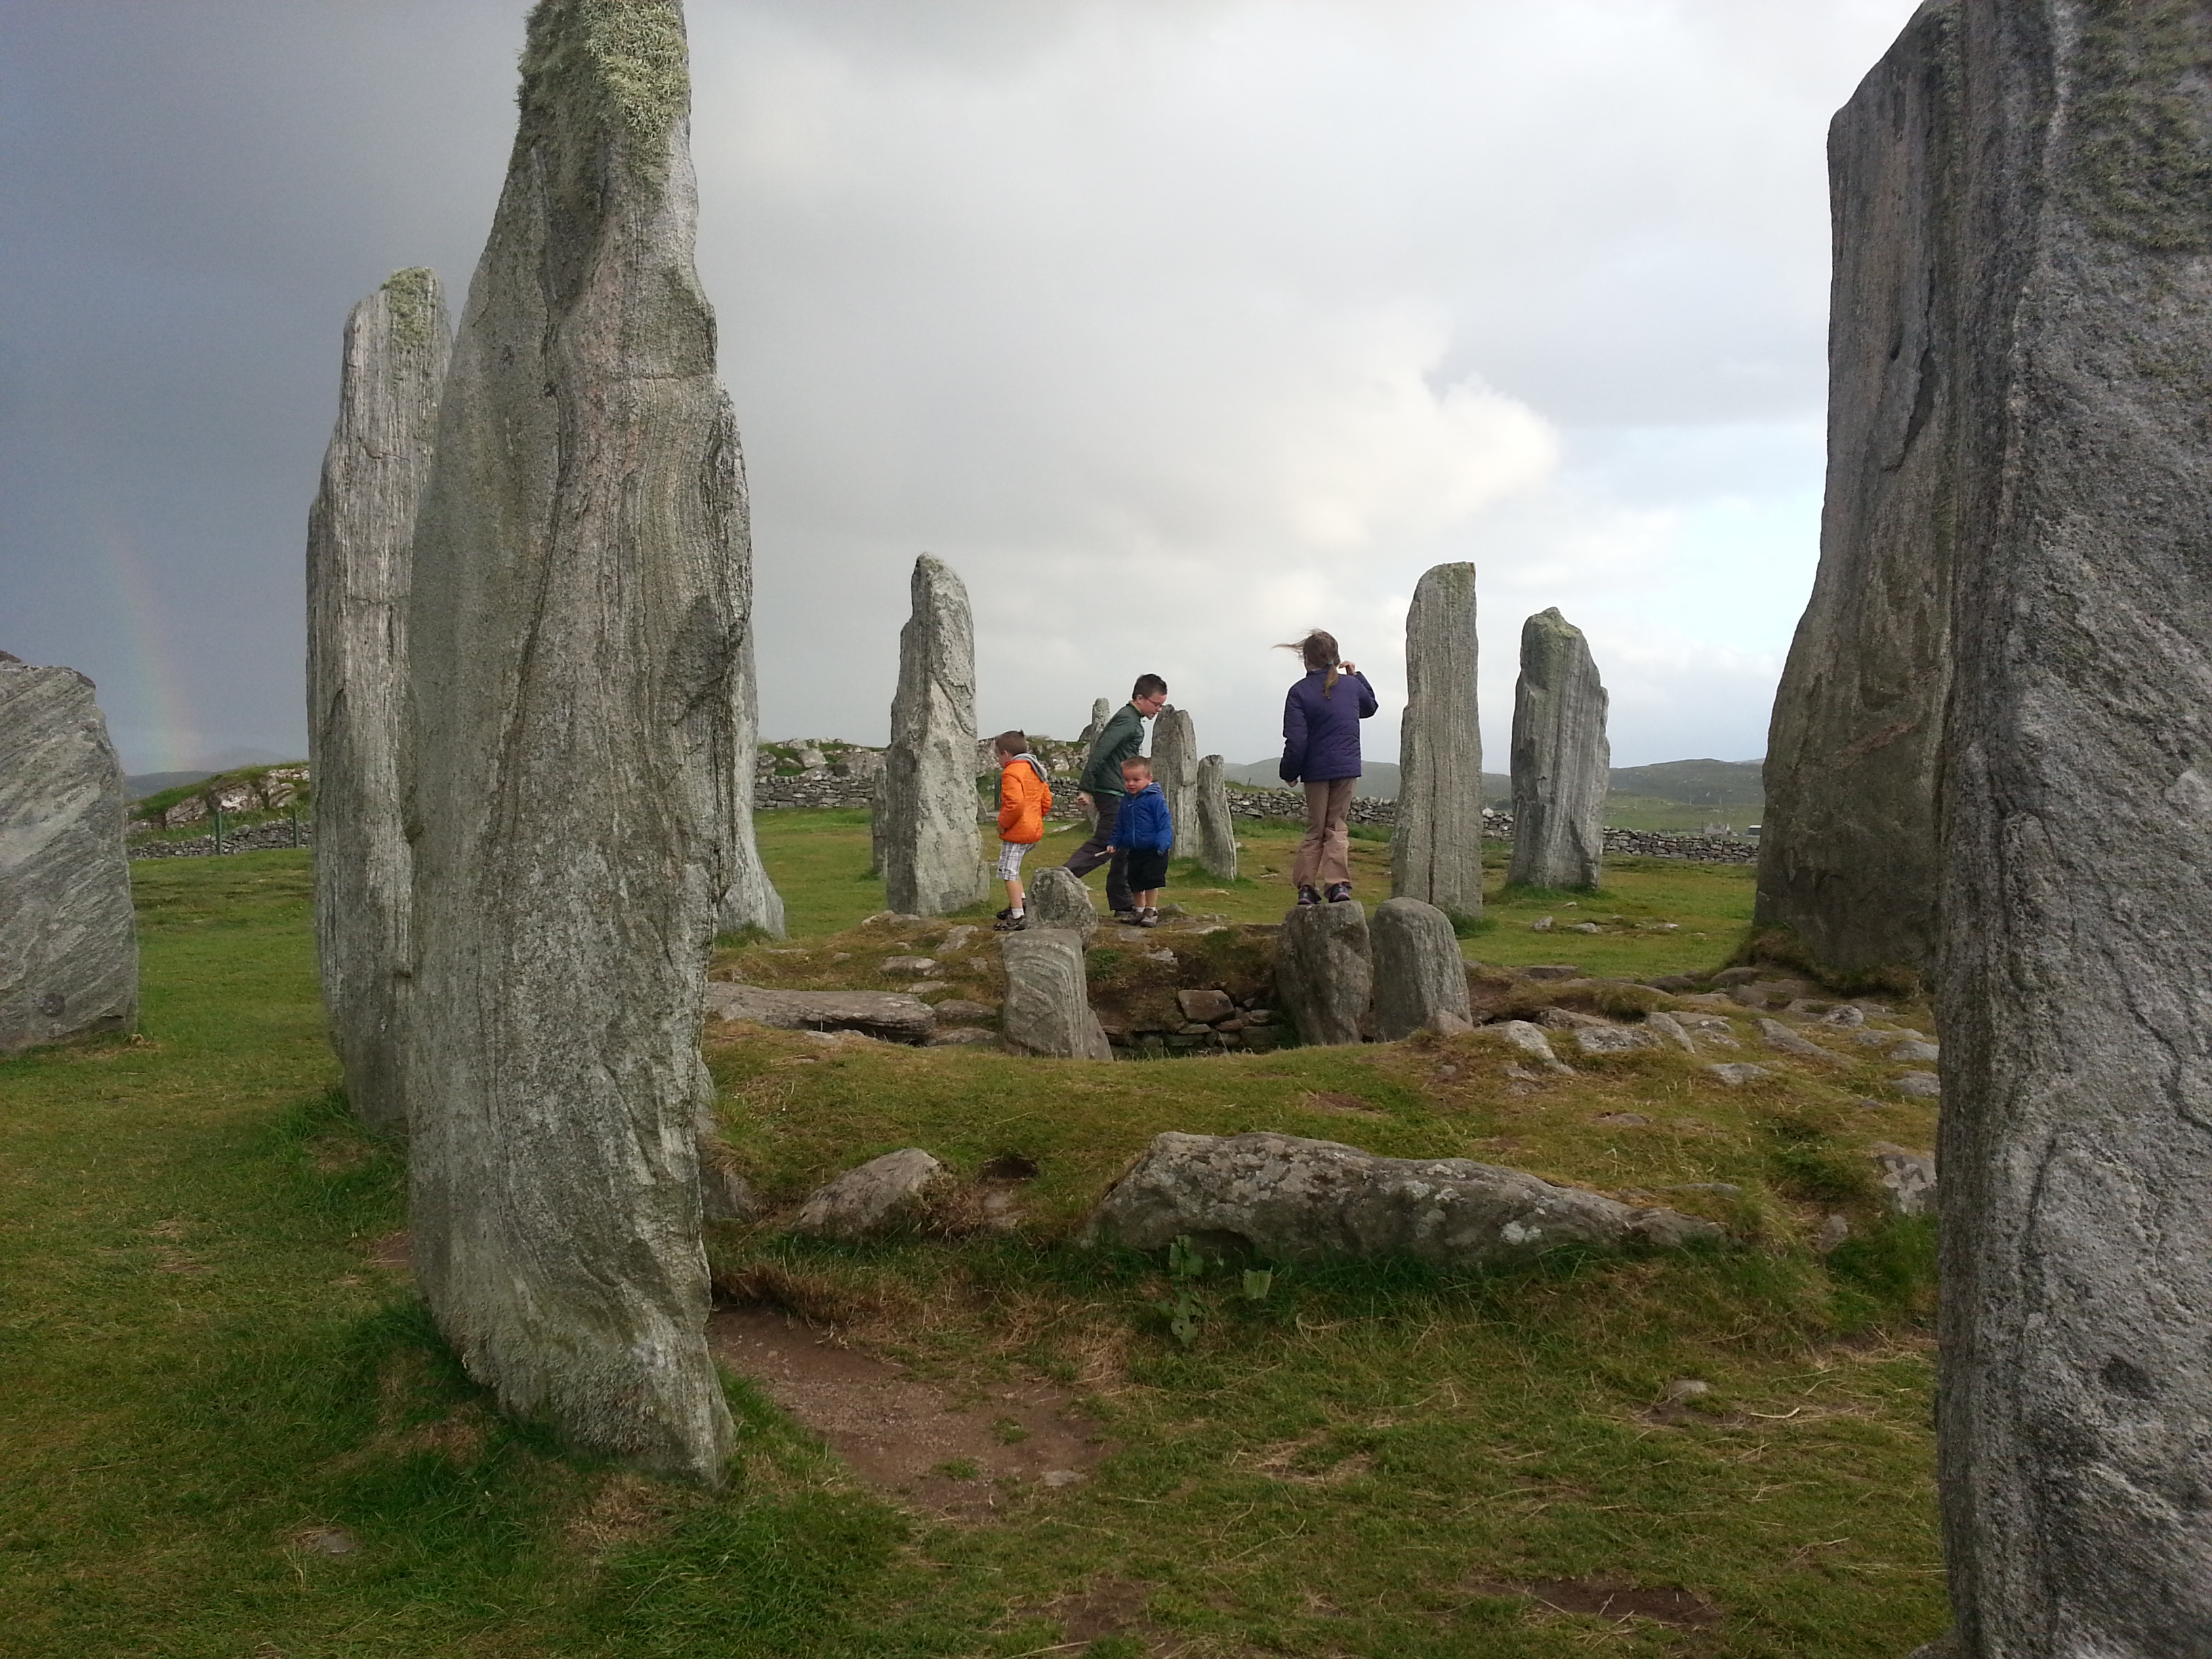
<box><xmin>1325</xmin><ymin>882</ymin><xmax>1353</xmax><ymax>903</ymax></box>
<box><xmin>1111</xmin><ymin>909</ymin><xmax>1145</xmax><ymax>926</ymax></box>
<box><xmin>1137</xmin><ymin>908</ymin><xmax>1161</xmax><ymax>928</ymax></box>
<box><xmin>1296</xmin><ymin>886</ymin><xmax>1322</xmax><ymax>907</ymax></box>
<box><xmin>994</xmin><ymin>905</ymin><xmax>1016</xmax><ymax>920</ymax></box>
<box><xmin>993</xmin><ymin>913</ymin><xmax>1026</xmax><ymax>932</ymax></box>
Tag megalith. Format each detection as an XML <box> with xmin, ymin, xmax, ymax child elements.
<box><xmin>1391</xmin><ymin>562</ymin><xmax>1483</xmax><ymax>917</ymax></box>
<box><xmin>1275</xmin><ymin>901</ymin><xmax>1372</xmax><ymax>1046</ymax></box>
<box><xmin>1025</xmin><ymin>865</ymin><xmax>1099</xmax><ymax>942</ymax></box>
<box><xmin>1370</xmin><ymin>897</ymin><xmax>1469</xmax><ymax>1041</ymax></box>
<box><xmin>1194</xmin><ymin>754</ymin><xmax>1238</xmax><ymax>879</ymax></box>
<box><xmin>883</xmin><ymin>555</ymin><xmax>986</xmax><ymax>916</ymax></box>
<box><xmin>0</xmin><ymin>657</ymin><xmax>137</xmax><ymax>1053</ymax></box>
<box><xmin>1507</xmin><ymin>609</ymin><xmax>1607</xmax><ymax>890</ymax></box>
<box><xmin>713</xmin><ymin>433</ymin><xmax>784</xmax><ymax>939</ymax></box>
<box><xmin>401</xmin><ymin>0</ymin><xmax>739</xmax><ymax>1483</ymax></box>
<box><xmin>1000</xmin><ymin>929</ymin><xmax>1111</xmax><ymax>1059</ymax></box>
<box><xmin>1933</xmin><ymin>1</ymin><xmax>2212</xmax><ymax>1650</ymax></box>
<box><xmin>306</xmin><ymin>268</ymin><xmax>450</xmax><ymax>1135</ymax></box>
<box><xmin>1150</xmin><ymin>706</ymin><xmax>1198</xmax><ymax>857</ymax></box>
<box><xmin>1078</xmin><ymin>697</ymin><xmax>1111</xmax><ymax>749</ymax></box>
<box><xmin>1756</xmin><ymin>0</ymin><xmax>1959</xmax><ymax>986</ymax></box>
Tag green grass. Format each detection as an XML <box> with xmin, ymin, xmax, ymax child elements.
<box><xmin>0</xmin><ymin>832</ymin><xmax>1947</xmax><ymax>1656</ymax></box>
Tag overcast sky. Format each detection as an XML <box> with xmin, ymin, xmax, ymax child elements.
<box><xmin>0</xmin><ymin>0</ymin><xmax>1922</xmax><ymax>775</ymax></box>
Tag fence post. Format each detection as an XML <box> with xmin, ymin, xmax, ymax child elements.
<box><xmin>290</xmin><ymin>804</ymin><xmax>300</xmax><ymax>848</ymax></box>
<box><xmin>213</xmin><ymin>807</ymin><xmax>223</xmax><ymax>856</ymax></box>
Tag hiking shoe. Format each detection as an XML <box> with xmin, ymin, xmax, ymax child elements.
<box><xmin>1296</xmin><ymin>886</ymin><xmax>1322</xmax><ymax>907</ymax></box>
<box><xmin>1325</xmin><ymin>882</ymin><xmax>1353</xmax><ymax>903</ymax></box>
<box><xmin>1111</xmin><ymin>909</ymin><xmax>1145</xmax><ymax>926</ymax></box>
<box><xmin>994</xmin><ymin>905</ymin><xmax>1015</xmax><ymax>920</ymax></box>
<box><xmin>993</xmin><ymin>914</ymin><xmax>1026</xmax><ymax>932</ymax></box>
<box><xmin>1137</xmin><ymin>909</ymin><xmax>1161</xmax><ymax>928</ymax></box>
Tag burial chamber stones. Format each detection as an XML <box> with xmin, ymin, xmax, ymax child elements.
<box><xmin>306</xmin><ymin>268</ymin><xmax>450</xmax><ymax>1136</ymax></box>
<box><xmin>1391</xmin><ymin>562</ymin><xmax>1483</xmax><ymax>917</ymax></box>
<box><xmin>0</xmin><ymin>656</ymin><xmax>137</xmax><ymax>1054</ymax></box>
<box><xmin>1508</xmin><ymin>608</ymin><xmax>1607</xmax><ymax>891</ymax></box>
<box><xmin>883</xmin><ymin>555</ymin><xmax>987</xmax><ymax>917</ymax></box>
<box><xmin>400</xmin><ymin>0</ymin><xmax>739</xmax><ymax>1482</ymax></box>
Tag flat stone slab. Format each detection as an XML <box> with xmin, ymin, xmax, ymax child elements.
<box><xmin>705</xmin><ymin>983</ymin><xmax>935</xmax><ymax>1044</ymax></box>
<box><xmin>1084</xmin><ymin>1131</ymin><xmax>1720</xmax><ymax>1268</ymax></box>
<box><xmin>791</xmin><ymin>1149</ymin><xmax>949</xmax><ymax>1238</ymax></box>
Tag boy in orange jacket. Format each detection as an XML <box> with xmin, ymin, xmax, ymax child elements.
<box><xmin>991</xmin><ymin>729</ymin><xmax>1052</xmax><ymax>931</ymax></box>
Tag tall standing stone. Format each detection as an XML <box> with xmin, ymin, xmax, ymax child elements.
<box><xmin>1193</xmin><ymin>754</ymin><xmax>1237</xmax><ymax>880</ymax></box>
<box><xmin>1933</xmin><ymin>2</ymin><xmax>2212</xmax><ymax>1650</ymax></box>
<box><xmin>712</xmin><ymin>436</ymin><xmax>785</xmax><ymax>939</ymax></box>
<box><xmin>1507</xmin><ymin>609</ymin><xmax>1608</xmax><ymax>890</ymax></box>
<box><xmin>1078</xmin><ymin>697</ymin><xmax>1111</xmax><ymax>750</ymax></box>
<box><xmin>306</xmin><ymin>268</ymin><xmax>450</xmax><ymax>1136</ymax></box>
<box><xmin>1757</xmin><ymin>0</ymin><xmax>1959</xmax><ymax>987</ymax></box>
<box><xmin>401</xmin><ymin>0</ymin><xmax>737</xmax><ymax>1483</ymax></box>
<box><xmin>1391</xmin><ymin>562</ymin><xmax>1483</xmax><ymax>917</ymax></box>
<box><xmin>0</xmin><ymin>657</ymin><xmax>137</xmax><ymax>1053</ymax></box>
<box><xmin>1150</xmin><ymin>706</ymin><xmax>1198</xmax><ymax>858</ymax></box>
<box><xmin>883</xmin><ymin>555</ymin><xmax>986</xmax><ymax>916</ymax></box>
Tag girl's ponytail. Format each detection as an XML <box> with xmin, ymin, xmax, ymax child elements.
<box><xmin>1275</xmin><ymin>630</ymin><xmax>1343</xmax><ymax>697</ymax></box>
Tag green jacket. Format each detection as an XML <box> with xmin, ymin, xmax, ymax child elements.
<box><xmin>1080</xmin><ymin>703</ymin><xmax>1147</xmax><ymax>797</ymax></box>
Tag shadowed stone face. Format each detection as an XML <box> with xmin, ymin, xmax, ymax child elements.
<box><xmin>1149</xmin><ymin>708</ymin><xmax>1198</xmax><ymax>858</ymax></box>
<box><xmin>1936</xmin><ymin>1</ymin><xmax>2212</xmax><ymax>1650</ymax></box>
<box><xmin>401</xmin><ymin>0</ymin><xmax>737</xmax><ymax>1483</ymax></box>
<box><xmin>883</xmin><ymin>555</ymin><xmax>987</xmax><ymax>918</ymax></box>
<box><xmin>1508</xmin><ymin>609</ymin><xmax>1607</xmax><ymax>891</ymax></box>
<box><xmin>1756</xmin><ymin>0</ymin><xmax>1959</xmax><ymax>985</ymax></box>
<box><xmin>0</xmin><ymin>660</ymin><xmax>137</xmax><ymax>1054</ymax></box>
<box><xmin>307</xmin><ymin>268</ymin><xmax>450</xmax><ymax>1136</ymax></box>
<box><xmin>1391</xmin><ymin>562</ymin><xmax>1482</xmax><ymax>916</ymax></box>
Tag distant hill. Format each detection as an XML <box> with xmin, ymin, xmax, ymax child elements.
<box><xmin>1223</xmin><ymin>760</ymin><xmax>1401</xmax><ymax>800</ymax></box>
<box><xmin>1225</xmin><ymin>756</ymin><xmax>1763</xmax><ymax>813</ymax></box>
<box><xmin>126</xmin><ymin>770</ymin><xmax>218</xmax><ymax>800</ymax></box>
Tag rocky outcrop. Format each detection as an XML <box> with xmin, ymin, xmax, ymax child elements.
<box><xmin>1391</xmin><ymin>562</ymin><xmax>1483</xmax><ymax>916</ymax></box>
<box><xmin>1934</xmin><ymin>3</ymin><xmax>2212</xmax><ymax>1647</ymax></box>
<box><xmin>1000</xmin><ymin>929</ymin><xmax>1111</xmax><ymax>1059</ymax></box>
<box><xmin>1370</xmin><ymin>897</ymin><xmax>1471</xmax><ymax>1040</ymax></box>
<box><xmin>1193</xmin><ymin>754</ymin><xmax>1238</xmax><ymax>879</ymax></box>
<box><xmin>306</xmin><ymin>268</ymin><xmax>450</xmax><ymax>1135</ymax></box>
<box><xmin>703</xmin><ymin>983</ymin><xmax>934</xmax><ymax>1044</ymax></box>
<box><xmin>883</xmin><ymin>556</ymin><xmax>986</xmax><ymax>916</ymax></box>
<box><xmin>1025</xmin><ymin>866</ymin><xmax>1099</xmax><ymax>942</ymax></box>
<box><xmin>0</xmin><ymin>659</ymin><xmax>137</xmax><ymax>1053</ymax></box>
<box><xmin>1756</xmin><ymin>0</ymin><xmax>1958</xmax><ymax>985</ymax></box>
<box><xmin>400</xmin><ymin>0</ymin><xmax>737</xmax><ymax>1483</ymax></box>
<box><xmin>1150</xmin><ymin>707</ymin><xmax>1198</xmax><ymax>857</ymax></box>
<box><xmin>1275</xmin><ymin>901</ymin><xmax>1372</xmax><ymax>1046</ymax></box>
<box><xmin>1084</xmin><ymin>1132</ymin><xmax>1720</xmax><ymax>1266</ymax></box>
<box><xmin>1508</xmin><ymin>609</ymin><xmax>1608</xmax><ymax>890</ymax></box>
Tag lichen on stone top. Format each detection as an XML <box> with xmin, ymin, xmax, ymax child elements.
<box><xmin>378</xmin><ymin>267</ymin><xmax>441</xmax><ymax>353</ymax></box>
<box><xmin>518</xmin><ymin>0</ymin><xmax>690</xmax><ymax>165</ymax></box>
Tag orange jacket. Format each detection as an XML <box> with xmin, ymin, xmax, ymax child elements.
<box><xmin>996</xmin><ymin>755</ymin><xmax>1051</xmax><ymax>844</ymax></box>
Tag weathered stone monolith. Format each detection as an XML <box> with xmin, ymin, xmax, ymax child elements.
<box><xmin>1391</xmin><ymin>562</ymin><xmax>1482</xmax><ymax>917</ymax></box>
<box><xmin>1275</xmin><ymin>901</ymin><xmax>1372</xmax><ymax>1046</ymax></box>
<box><xmin>1150</xmin><ymin>706</ymin><xmax>1198</xmax><ymax>857</ymax></box>
<box><xmin>714</xmin><ymin>439</ymin><xmax>784</xmax><ymax>939</ymax></box>
<box><xmin>1025</xmin><ymin>865</ymin><xmax>1099</xmax><ymax>942</ymax></box>
<box><xmin>883</xmin><ymin>555</ymin><xmax>986</xmax><ymax>916</ymax></box>
<box><xmin>1078</xmin><ymin>697</ymin><xmax>1111</xmax><ymax>750</ymax></box>
<box><xmin>0</xmin><ymin>657</ymin><xmax>137</xmax><ymax>1053</ymax></box>
<box><xmin>1000</xmin><ymin>929</ymin><xmax>1111</xmax><ymax>1059</ymax></box>
<box><xmin>1194</xmin><ymin>754</ymin><xmax>1237</xmax><ymax>879</ymax></box>
<box><xmin>306</xmin><ymin>268</ymin><xmax>450</xmax><ymax>1135</ymax></box>
<box><xmin>1507</xmin><ymin>609</ymin><xmax>1607</xmax><ymax>890</ymax></box>
<box><xmin>1756</xmin><ymin>0</ymin><xmax>1959</xmax><ymax>987</ymax></box>
<box><xmin>1370</xmin><ymin>897</ymin><xmax>1469</xmax><ymax>1041</ymax></box>
<box><xmin>1933</xmin><ymin>1</ymin><xmax>2212</xmax><ymax>1650</ymax></box>
<box><xmin>401</xmin><ymin>0</ymin><xmax>737</xmax><ymax>1483</ymax></box>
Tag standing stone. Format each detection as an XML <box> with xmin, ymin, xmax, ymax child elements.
<box><xmin>1275</xmin><ymin>901</ymin><xmax>1372</xmax><ymax>1046</ymax></box>
<box><xmin>1757</xmin><ymin>0</ymin><xmax>1959</xmax><ymax>987</ymax></box>
<box><xmin>714</xmin><ymin>438</ymin><xmax>785</xmax><ymax>939</ymax></box>
<box><xmin>1392</xmin><ymin>562</ymin><xmax>1483</xmax><ymax>918</ymax></box>
<box><xmin>1150</xmin><ymin>706</ymin><xmax>1198</xmax><ymax>857</ymax></box>
<box><xmin>1934</xmin><ymin>2</ymin><xmax>2212</xmax><ymax>1650</ymax></box>
<box><xmin>401</xmin><ymin>0</ymin><xmax>737</xmax><ymax>1483</ymax></box>
<box><xmin>1025</xmin><ymin>865</ymin><xmax>1099</xmax><ymax>942</ymax></box>
<box><xmin>999</xmin><ymin>929</ymin><xmax>1111</xmax><ymax>1059</ymax></box>
<box><xmin>1078</xmin><ymin>697</ymin><xmax>1111</xmax><ymax>750</ymax></box>
<box><xmin>0</xmin><ymin>657</ymin><xmax>137</xmax><ymax>1053</ymax></box>
<box><xmin>306</xmin><ymin>268</ymin><xmax>450</xmax><ymax>1135</ymax></box>
<box><xmin>1193</xmin><ymin>754</ymin><xmax>1238</xmax><ymax>880</ymax></box>
<box><xmin>1507</xmin><ymin>609</ymin><xmax>1608</xmax><ymax>890</ymax></box>
<box><xmin>1370</xmin><ymin>897</ymin><xmax>1470</xmax><ymax>1041</ymax></box>
<box><xmin>883</xmin><ymin>555</ymin><xmax>986</xmax><ymax>916</ymax></box>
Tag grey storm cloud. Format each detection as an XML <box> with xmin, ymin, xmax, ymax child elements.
<box><xmin>0</xmin><ymin>0</ymin><xmax>1923</xmax><ymax>774</ymax></box>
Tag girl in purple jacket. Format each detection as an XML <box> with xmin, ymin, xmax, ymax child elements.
<box><xmin>1277</xmin><ymin>630</ymin><xmax>1378</xmax><ymax>904</ymax></box>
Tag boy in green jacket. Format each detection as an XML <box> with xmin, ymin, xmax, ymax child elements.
<box><xmin>1063</xmin><ymin>673</ymin><xmax>1168</xmax><ymax>923</ymax></box>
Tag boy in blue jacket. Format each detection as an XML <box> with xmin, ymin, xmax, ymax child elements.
<box><xmin>1109</xmin><ymin>755</ymin><xmax>1174</xmax><ymax>928</ymax></box>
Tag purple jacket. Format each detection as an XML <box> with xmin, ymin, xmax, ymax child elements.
<box><xmin>1279</xmin><ymin>668</ymin><xmax>1378</xmax><ymax>784</ymax></box>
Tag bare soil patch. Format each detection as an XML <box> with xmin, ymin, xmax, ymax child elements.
<box><xmin>708</xmin><ymin>1305</ymin><xmax>1109</xmax><ymax>1520</ymax></box>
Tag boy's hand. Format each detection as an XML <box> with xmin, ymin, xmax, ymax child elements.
<box><xmin>1104</xmin><ymin>846</ymin><xmax>1117</xmax><ymax>855</ymax></box>
<box><xmin>1076</xmin><ymin>792</ymin><xmax>1092</xmax><ymax>808</ymax></box>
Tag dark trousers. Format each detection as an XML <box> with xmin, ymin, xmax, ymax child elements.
<box><xmin>1064</xmin><ymin>792</ymin><xmax>1134</xmax><ymax>914</ymax></box>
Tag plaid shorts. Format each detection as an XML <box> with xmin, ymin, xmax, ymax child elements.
<box><xmin>995</xmin><ymin>840</ymin><xmax>1032</xmax><ymax>881</ymax></box>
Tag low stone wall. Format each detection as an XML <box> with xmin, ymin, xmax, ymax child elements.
<box><xmin>754</xmin><ymin>776</ymin><xmax>874</xmax><ymax>810</ymax></box>
<box><xmin>129</xmin><ymin>820</ymin><xmax>313</xmax><ymax>859</ymax></box>
<box><xmin>1223</xmin><ymin>790</ymin><xmax>1757</xmax><ymax>864</ymax></box>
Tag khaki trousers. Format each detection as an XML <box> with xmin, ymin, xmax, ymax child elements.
<box><xmin>1292</xmin><ymin>777</ymin><xmax>1355</xmax><ymax>889</ymax></box>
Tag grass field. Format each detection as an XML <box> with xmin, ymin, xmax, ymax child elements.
<box><xmin>0</xmin><ymin>820</ymin><xmax>1946</xmax><ymax>1656</ymax></box>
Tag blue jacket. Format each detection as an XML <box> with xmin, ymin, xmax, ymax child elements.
<box><xmin>1279</xmin><ymin>669</ymin><xmax>1378</xmax><ymax>784</ymax></box>
<box><xmin>1114</xmin><ymin>782</ymin><xmax>1174</xmax><ymax>853</ymax></box>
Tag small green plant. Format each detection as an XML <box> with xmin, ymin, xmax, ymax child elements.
<box><xmin>1154</xmin><ymin>1235</ymin><xmax>1210</xmax><ymax>1346</ymax></box>
<box><xmin>930</xmin><ymin>1458</ymin><xmax>981</xmax><ymax>1481</ymax></box>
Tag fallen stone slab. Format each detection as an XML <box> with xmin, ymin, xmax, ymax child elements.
<box><xmin>1518</xmin><ymin>964</ymin><xmax>1584</xmax><ymax>982</ymax></box>
<box><xmin>929</xmin><ymin>998</ymin><xmax>998</xmax><ymax>1024</ymax></box>
<box><xmin>1083</xmin><ymin>1132</ymin><xmax>1721</xmax><ymax>1268</ymax></box>
<box><xmin>791</xmin><ymin>1149</ymin><xmax>950</xmax><ymax>1238</ymax></box>
<box><xmin>1706</xmin><ymin>1063</ymin><xmax>1772</xmax><ymax>1087</ymax></box>
<box><xmin>1494</xmin><ymin>1019</ymin><xmax>1570</xmax><ymax>1075</ymax></box>
<box><xmin>1645</xmin><ymin>1012</ymin><xmax>1699</xmax><ymax>1054</ymax></box>
<box><xmin>926</xmin><ymin>1027</ymin><xmax>998</xmax><ymax>1047</ymax></box>
<box><xmin>1574</xmin><ymin>1025</ymin><xmax>1660</xmax><ymax>1056</ymax></box>
<box><xmin>1756</xmin><ymin>1018</ymin><xmax>1850</xmax><ymax>1068</ymax></box>
<box><xmin>1890</xmin><ymin>1040</ymin><xmax>1940</xmax><ymax>1063</ymax></box>
<box><xmin>1176</xmin><ymin>988</ymin><xmax>1234</xmax><ymax>1024</ymax></box>
<box><xmin>1867</xmin><ymin>1142</ymin><xmax>1936</xmax><ymax>1218</ymax></box>
<box><xmin>1892</xmin><ymin>1070</ymin><xmax>1940</xmax><ymax>1099</ymax></box>
<box><xmin>704</xmin><ymin>983</ymin><xmax>935</xmax><ymax>1044</ymax></box>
